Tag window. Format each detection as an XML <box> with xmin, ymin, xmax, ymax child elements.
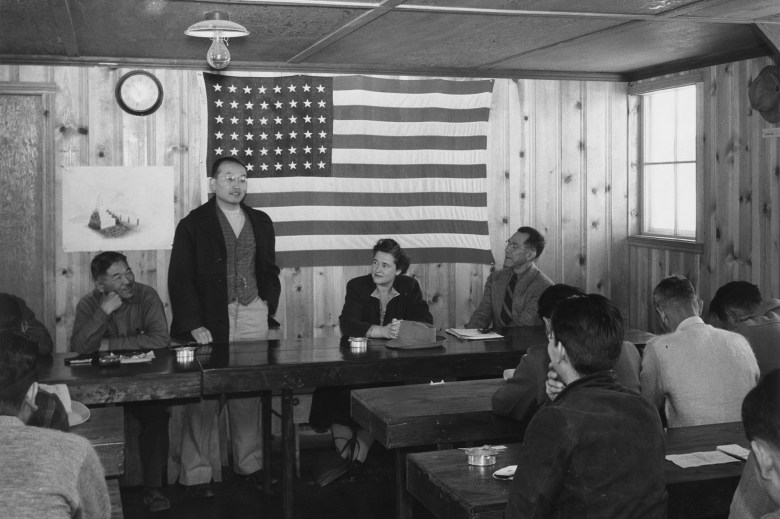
<box><xmin>638</xmin><ymin>83</ymin><xmax>699</xmax><ymax>239</ymax></box>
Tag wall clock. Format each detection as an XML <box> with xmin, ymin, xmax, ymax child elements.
<box><xmin>115</xmin><ymin>70</ymin><xmax>163</xmax><ymax>116</ymax></box>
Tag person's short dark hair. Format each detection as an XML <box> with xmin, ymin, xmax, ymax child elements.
<box><xmin>710</xmin><ymin>281</ymin><xmax>763</xmax><ymax>322</ymax></box>
<box><xmin>373</xmin><ymin>238</ymin><xmax>410</xmax><ymax>275</ymax></box>
<box><xmin>211</xmin><ymin>157</ymin><xmax>247</xmax><ymax>178</ymax></box>
<box><xmin>0</xmin><ymin>332</ymin><xmax>38</xmax><ymax>416</ymax></box>
<box><xmin>517</xmin><ymin>226</ymin><xmax>545</xmax><ymax>258</ymax></box>
<box><xmin>742</xmin><ymin>369</ymin><xmax>780</xmax><ymax>449</ymax></box>
<box><xmin>90</xmin><ymin>251</ymin><xmax>128</xmax><ymax>281</ymax></box>
<box><xmin>537</xmin><ymin>284</ymin><xmax>585</xmax><ymax>321</ymax></box>
<box><xmin>551</xmin><ymin>294</ymin><xmax>624</xmax><ymax>375</ymax></box>
<box><xmin>0</xmin><ymin>293</ymin><xmax>23</xmax><ymax>332</ymax></box>
<box><xmin>653</xmin><ymin>274</ymin><xmax>696</xmax><ymax>309</ymax></box>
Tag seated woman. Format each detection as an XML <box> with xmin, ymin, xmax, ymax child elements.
<box><xmin>309</xmin><ymin>238</ymin><xmax>432</xmax><ymax>481</ymax></box>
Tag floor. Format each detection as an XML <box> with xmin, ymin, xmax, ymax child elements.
<box><xmin>120</xmin><ymin>431</ymin><xmax>432</xmax><ymax>519</ymax></box>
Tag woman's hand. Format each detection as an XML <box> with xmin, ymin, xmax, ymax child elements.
<box><xmin>373</xmin><ymin>318</ymin><xmax>401</xmax><ymax>339</ymax></box>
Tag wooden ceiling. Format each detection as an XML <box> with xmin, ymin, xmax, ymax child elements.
<box><xmin>2</xmin><ymin>0</ymin><xmax>780</xmax><ymax>81</ymax></box>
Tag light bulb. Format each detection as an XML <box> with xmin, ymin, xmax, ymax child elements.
<box><xmin>207</xmin><ymin>36</ymin><xmax>230</xmax><ymax>69</ymax></box>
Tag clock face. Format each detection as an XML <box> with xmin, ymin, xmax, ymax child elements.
<box><xmin>116</xmin><ymin>71</ymin><xmax>163</xmax><ymax>116</ymax></box>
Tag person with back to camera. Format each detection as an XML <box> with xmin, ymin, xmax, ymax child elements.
<box><xmin>308</xmin><ymin>238</ymin><xmax>432</xmax><ymax>483</ymax></box>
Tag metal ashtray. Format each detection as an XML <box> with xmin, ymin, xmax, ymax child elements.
<box><xmin>465</xmin><ymin>446</ymin><xmax>497</xmax><ymax>466</ymax></box>
<box><xmin>349</xmin><ymin>337</ymin><xmax>368</xmax><ymax>351</ymax></box>
<box><xmin>173</xmin><ymin>346</ymin><xmax>197</xmax><ymax>362</ymax></box>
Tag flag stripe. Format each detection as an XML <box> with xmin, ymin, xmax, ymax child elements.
<box><xmin>333</xmin><ymin>134</ymin><xmax>486</xmax><ymax>150</ymax></box>
<box><xmin>277</xmin><ymin>247</ymin><xmax>493</xmax><ymax>267</ymax></box>
<box><xmin>332</xmin><ymin>148</ymin><xmax>485</xmax><ymax>165</ymax></box>
<box><xmin>331</xmin><ymin>164</ymin><xmax>485</xmax><ymax>179</ymax></box>
<box><xmin>333</xmin><ymin>105</ymin><xmax>490</xmax><ymax>123</ymax></box>
<box><xmin>276</xmin><ymin>233</ymin><xmax>490</xmax><ymax>252</ymax></box>
<box><xmin>335</xmin><ymin>75</ymin><xmax>495</xmax><ymax>95</ymax></box>
<box><xmin>333</xmin><ymin>119</ymin><xmax>489</xmax><ymax>137</ymax></box>
<box><xmin>244</xmin><ymin>176</ymin><xmax>485</xmax><ymax>193</ymax></box>
<box><xmin>244</xmin><ymin>192</ymin><xmax>487</xmax><ymax>208</ymax></box>
<box><xmin>259</xmin><ymin>204</ymin><xmax>489</xmax><ymax>223</ymax></box>
<box><xmin>274</xmin><ymin>219</ymin><xmax>489</xmax><ymax>237</ymax></box>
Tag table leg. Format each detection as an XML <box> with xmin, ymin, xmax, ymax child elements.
<box><xmin>261</xmin><ymin>391</ymin><xmax>272</xmax><ymax>495</ymax></box>
<box><xmin>282</xmin><ymin>389</ymin><xmax>295</xmax><ymax>519</ymax></box>
<box><xmin>395</xmin><ymin>449</ymin><xmax>413</xmax><ymax>519</ymax></box>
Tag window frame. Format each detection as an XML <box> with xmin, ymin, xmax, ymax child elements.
<box><xmin>628</xmin><ymin>74</ymin><xmax>704</xmax><ymax>248</ymax></box>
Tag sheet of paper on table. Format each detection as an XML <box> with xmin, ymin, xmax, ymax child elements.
<box><xmin>445</xmin><ymin>328</ymin><xmax>504</xmax><ymax>340</ymax></box>
<box><xmin>666</xmin><ymin>450</ymin><xmax>740</xmax><ymax>468</ymax></box>
<box><xmin>119</xmin><ymin>351</ymin><xmax>156</xmax><ymax>364</ymax></box>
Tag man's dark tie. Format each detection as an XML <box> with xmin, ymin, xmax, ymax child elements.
<box><xmin>498</xmin><ymin>273</ymin><xmax>517</xmax><ymax>327</ymax></box>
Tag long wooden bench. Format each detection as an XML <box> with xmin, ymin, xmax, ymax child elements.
<box><xmin>107</xmin><ymin>478</ymin><xmax>124</xmax><ymax>519</ymax></box>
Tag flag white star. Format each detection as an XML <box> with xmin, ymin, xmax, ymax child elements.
<box><xmin>274</xmin><ymin>117</ymin><xmax>282</xmax><ymax>125</ymax></box>
<box><xmin>288</xmin><ymin>146</ymin><xmax>297</xmax><ymax>154</ymax></box>
<box><xmin>230</xmin><ymin>117</ymin><xmax>239</xmax><ymax>124</ymax></box>
<box><xmin>258</xmin><ymin>86</ymin><xmax>267</xmax><ymax>94</ymax></box>
<box><xmin>318</xmin><ymin>146</ymin><xmax>326</xmax><ymax>153</ymax></box>
<box><xmin>303</xmin><ymin>99</ymin><xmax>312</xmax><ymax>108</ymax></box>
<box><xmin>289</xmin><ymin>131</ymin><xmax>297</xmax><ymax>139</ymax></box>
<box><xmin>230</xmin><ymin>101</ymin><xmax>238</xmax><ymax>109</ymax></box>
<box><xmin>274</xmin><ymin>101</ymin><xmax>283</xmax><ymax>109</ymax></box>
<box><xmin>303</xmin><ymin>84</ymin><xmax>311</xmax><ymax>92</ymax></box>
<box><xmin>317</xmin><ymin>85</ymin><xmax>325</xmax><ymax>93</ymax></box>
<box><xmin>289</xmin><ymin>161</ymin><xmax>297</xmax><ymax>169</ymax></box>
<box><xmin>274</xmin><ymin>132</ymin><xmax>283</xmax><ymax>140</ymax></box>
<box><xmin>259</xmin><ymin>132</ymin><xmax>268</xmax><ymax>140</ymax></box>
<box><xmin>260</xmin><ymin>147</ymin><xmax>268</xmax><ymax>156</ymax></box>
<box><xmin>228</xmin><ymin>85</ymin><xmax>237</xmax><ymax>93</ymax></box>
<box><xmin>304</xmin><ymin>131</ymin><xmax>312</xmax><ymax>138</ymax></box>
<box><xmin>274</xmin><ymin>147</ymin><xmax>283</xmax><ymax>155</ymax></box>
<box><xmin>288</xmin><ymin>115</ymin><xmax>297</xmax><ymax>124</ymax></box>
<box><xmin>245</xmin><ymin>148</ymin><xmax>253</xmax><ymax>156</ymax></box>
<box><xmin>213</xmin><ymin>84</ymin><xmax>222</xmax><ymax>92</ymax></box>
<box><xmin>214</xmin><ymin>147</ymin><xmax>223</xmax><ymax>155</ymax></box>
<box><xmin>289</xmin><ymin>100</ymin><xmax>297</xmax><ymax>108</ymax></box>
<box><xmin>274</xmin><ymin>163</ymin><xmax>283</xmax><ymax>171</ymax></box>
<box><xmin>317</xmin><ymin>161</ymin><xmax>326</xmax><ymax>169</ymax></box>
<box><xmin>318</xmin><ymin>116</ymin><xmax>326</xmax><ymax>124</ymax></box>
<box><xmin>287</xmin><ymin>84</ymin><xmax>296</xmax><ymax>93</ymax></box>
<box><xmin>215</xmin><ymin>99</ymin><xmax>224</xmax><ymax>107</ymax></box>
<box><xmin>259</xmin><ymin>117</ymin><xmax>268</xmax><ymax>125</ymax></box>
<box><xmin>245</xmin><ymin>117</ymin><xmax>254</xmax><ymax>125</ymax></box>
<box><xmin>214</xmin><ymin>131</ymin><xmax>223</xmax><ymax>139</ymax></box>
<box><xmin>273</xmin><ymin>85</ymin><xmax>282</xmax><ymax>94</ymax></box>
<box><xmin>215</xmin><ymin>115</ymin><xmax>224</xmax><ymax>124</ymax></box>
<box><xmin>319</xmin><ymin>131</ymin><xmax>327</xmax><ymax>138</ymax></box>
<box><xmin>304</xmin><ymin>146</ymin><xmax>312</xmax><ymax>153</ymax></box>
<box><xmin>230</xmin><ymin>148</ymin><xmax>239</xmax><ymax>155</ymax></box>
<box><xmin>245</xmin><ymin>133</ymin><xmax>254</xmax><ymax>140</ymax></box>
<box><xmin>243</xmin><ymin>86</ymin><xmax>252</xmax><ymax>94</ymax></box>
<box><xmin>260</xmin><ymin>163</ymin><xmax>269</xmax><ymax>171</ymax></box>
<box><xmin>303</xmin><ymin>115</ymin><xmax>312</xmax><ymax>123</ymax></box>
<box><xmin>318</xmin><ymin>100</ymin><xmax>326</xmax><ymax>108</ymax></box>
<box><xmin>304</xmin><ymin>161</ymin><xmax>312</xmax><ymax>169</ymax></box>
<box><xmin>230</xmin><ymin>132</ymin><xmax>239</xmax><ymax>140</ymax></box>
<box><xmin>245</xmin><ymin>101</ymin><xmax>254</xmax><ymax>110</ymax></box>
<box><xmin>260</xmin><ymin>101</ymin><xmax>269</xmax><ymax>110</ymax></box>
<box><xmin>246</xmin><ymin>163</ymin><xmax>254</xmax><ymax>171</ymax></box>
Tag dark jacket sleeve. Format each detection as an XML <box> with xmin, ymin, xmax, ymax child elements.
<box><xmin>400</xmin><ymin>277</ymin><xmax>433</xmax><ymax>325</ymax></box>
<box><xmin>466</xmin><ymin>272</ymin><xmax>496</xmax><ymax>329</ymax></box>
<box><xmin>492</xmin><ymin>346</ymin><xmax>549</xmax><ymax>424</ymax></box>
<box><xmin>339</xmin><ymin>277</ymin><xmax>374</xmax><ymax>338</ymax></box>
<box><xmin>16</xmin><ymin>296</ymin><xmax>53</xmax><ymax>355</ymax></box>
<box><xmin>168</xmin><ymin>217</ymin><xmax>204</xmax><ymax>340</ymax></box>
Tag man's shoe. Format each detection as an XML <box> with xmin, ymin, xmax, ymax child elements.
<box><xmin>143</xmin><ymin>489</ymin><xmax>171</xmax><ymax>512</ymax></box>
<box><xmin>238</xmin><ymin>470</ymin><xmax>279</xmax><ymax>489</ymax></box>
<box><xmin>182</xmin><ymin>483</ymin><xmax>215</xmax><ymax>499</ymax></box>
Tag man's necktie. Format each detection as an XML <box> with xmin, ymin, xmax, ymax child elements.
<box><xmin>498</xmin><ymin>273</ymin><xmax>517</xmax><ymax>327</ymax></box>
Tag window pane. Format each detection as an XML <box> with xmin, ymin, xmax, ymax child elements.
<box><xmin>644</xmin><ymin>164</ymin><xmax>675</xmax><ymax>234</ymax></box>
<box><xmin>644</xmin><ymin>90</ymin><xmax>676</xmax><ymax>163</ymax></box>
<box><xmin>676</xmin><ymin>86</ymin><xmax>696</xmax><ymax>162</ymax></box>
<box><xmin>676</xmin><ymin>163</ymin><xmax>696</xmax><ymax>236</ymax></box>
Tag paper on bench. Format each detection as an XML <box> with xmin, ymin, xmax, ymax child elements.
<box><xmin>665</xmin><ymin>450</ymin><xmax>739</xmax><ymax>468</ymax></box>
<box><xmin>446</xmin><ymin>328</ymin><xmax>503</xmax><ymax>340</ymax></box>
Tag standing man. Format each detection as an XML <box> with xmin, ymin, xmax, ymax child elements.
<box><xmin>467</xmin><ymin>226</ymin><xmax>553</xmax><ymax>330</ymax></box>
<box><xmin>169</xmin><ymin>157</ymin><xmax>281</xmax><ymax>495</ymax></box>
<box><xmin>71</xmin><ymin>251</ymin><xmax>171</xmax><ymax>512</ymax></box>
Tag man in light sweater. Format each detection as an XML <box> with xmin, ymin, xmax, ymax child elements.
<box><xmin>0</xmin><ymin>331</ymin><xmax>110</xmax><ymax>518</ymax></box>
<box><xmin>641</xmin><ymin>275</ymin><xmax>760</xmax><ymax>428</ymax></box>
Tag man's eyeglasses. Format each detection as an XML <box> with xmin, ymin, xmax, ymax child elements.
<box><xmin>505</xmin><ymin>240</ymin><xmax>533</xmax><ymax>253</ymax></box>
<box><xmin>220</xmin><ymin>175</ymin><xmax>247</xmax><ymax>184</ymax></box>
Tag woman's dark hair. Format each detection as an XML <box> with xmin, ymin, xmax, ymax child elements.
<box><xmin>373</xmin><ymin>238</ymin><xmax>410</xmax><ymax>275</ymax></box>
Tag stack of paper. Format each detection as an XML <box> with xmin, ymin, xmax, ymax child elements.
<box><xmin>445</xmin><ymin>328</ymin><xmax>503</xmax><ymax>340</ymax></box>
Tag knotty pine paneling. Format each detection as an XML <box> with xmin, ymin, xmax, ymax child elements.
<box><xmin>1</xmin><ymin>64</ymin><xmax>629</xmax><ymax>350</ymax></box>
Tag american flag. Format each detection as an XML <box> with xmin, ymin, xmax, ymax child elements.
<box><xmin>203</xmin><ymin>72</ymin><xmax>495</xmax><ymax>267</ymax></box>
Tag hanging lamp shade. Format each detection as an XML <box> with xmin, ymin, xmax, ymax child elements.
<box><xmin>185</xmin><ymin>11</ymin><xmax>249</xmax><ymax>39</ymax></box>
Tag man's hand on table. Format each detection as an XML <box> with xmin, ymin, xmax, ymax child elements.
<box><xmin>190</xmin><ymin>327</ymin><xmax>213</xmax><ymax>345</ymax></box>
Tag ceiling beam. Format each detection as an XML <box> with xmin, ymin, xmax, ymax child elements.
<box><xmin>755</xmin><ymin>22</ymin><xmax>780</xmax><ymax>61</ymax></box>
<box><xmin>46</xmin><ymin>0</ymin><xmax>80</xmax><ymax>57</ymax></box>
<box><xmin>287</xmin><ymin>0</ymin><xmax>408</xmax><ymax>63</ymax></box>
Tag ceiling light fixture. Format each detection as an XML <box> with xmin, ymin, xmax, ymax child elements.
<box><xmin>185</xmin><ymin>11</ymin><xmax>249</xmax><ymax>70</ymax></box>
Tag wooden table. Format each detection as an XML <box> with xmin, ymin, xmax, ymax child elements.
<box><xmin>71</xmin><ymin>406</ymin><xmax>126</xmax><ymax>477</ymax></box>
<box><xmin>198</xmin><ymin>328</ymin><xmax>542</xmax><ymax>519</ymax></box>
<box><xmin>407</xmin><ymin>422</ymin><xmax>747</xmax><ymax>519</ymax></box>
<box><xmin>38</xmin><ymin>349</ymin><xmax>202</xmax><ymax>404</ymax></box>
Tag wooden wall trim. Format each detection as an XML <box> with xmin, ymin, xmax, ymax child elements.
<box><xmin>627</xmin><ymin>235</ymin><xmax>703</xmax><ymax>254</ymax></box>
<box><xmin>627</xmin><ymin>73</ymin><xmax>704</xmax><ymax>94</ymax></box>
<box><xmin>0</xmin><ymin>82</ymin><xmax>57</xmax><ymax>94</ymax></box>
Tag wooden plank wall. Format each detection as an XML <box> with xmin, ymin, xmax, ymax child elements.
<box><xmin>0</xmin><ymin>64</ymin><xmax>628</xmax><ymax>351</ymax></box>
<box><xmin>628</xmin><ymin>56</ymin><xmax>780</xmax><ymax>333</ymax></box>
